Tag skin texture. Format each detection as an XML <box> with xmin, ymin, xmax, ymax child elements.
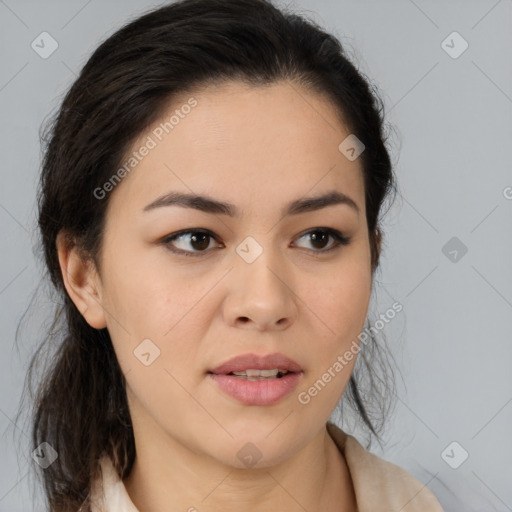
<box><xmin>58</xmin><ymin>80</ymin><xmax>377</xmax><ymax>511</ymax></box>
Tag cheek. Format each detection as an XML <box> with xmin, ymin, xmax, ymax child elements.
<box><xmin>306</xmin><ymin>259</ymin><xmax>372</xmax><ymax>343</ymax></box>
<box><xmin>100</xmin><ymin>249</ymin><xmax>217</xmax><ymax>379</ymax></box>
<box><xmin>100</xmin><ymin>244</ymin><xmax>192</xmax><ymax>331</ymax></box>
<box><xmin>297</xmin><ymin>258</ymin><xmax>371</xmax><ymax>406</ymax></box>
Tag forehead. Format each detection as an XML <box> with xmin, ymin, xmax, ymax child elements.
<box><xmin>107</xmin><ymin>80</ymin><xmax>365</xmax><ymax>219</ymax></box>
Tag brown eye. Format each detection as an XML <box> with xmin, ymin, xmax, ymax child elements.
<box><xmin>161</xmin><ymin>227</ymin><xmax>350</xmax><ymax>258</ymax></box>
<box><xmin>187</xmin><ymin>232</ymin><xmax>211</xmax><ymax>251</ymax></box>
<box><xmin>294</xmin><ymin>228</ymin><xmax>350</xmax><ymax>253</ymax></box>
<box><xmin>162</xmin><ymin>229</ymin><xmax>221</xmax><ymax>256</ymax></box>
<box><xmin>308</xmin><ymin>231</ymin><xmax>330</xmax><ymax>250</ymax></box>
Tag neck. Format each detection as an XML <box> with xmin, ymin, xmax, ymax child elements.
<box><xmin>123</xmin><ymin>422</ymin><xmax>357</xmax><ymax>512</ymax></box>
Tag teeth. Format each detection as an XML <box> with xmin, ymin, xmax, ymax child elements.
<box><xmin>231</xmin><ymin>368</ymin><xmax>289</xmax><ymax>377</ymax></box>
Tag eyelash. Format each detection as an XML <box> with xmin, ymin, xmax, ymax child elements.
<box><xmin>161</xmin><ymin>228</ymin><xmax>351</xmax><ymax>258</ymax></box>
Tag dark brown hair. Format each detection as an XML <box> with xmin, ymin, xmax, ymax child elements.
<box><xmin>16</xmin><ymin>0</ymin><xmax>399</xmax><ymax>510</ymax></box>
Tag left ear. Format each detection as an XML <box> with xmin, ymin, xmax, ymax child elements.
<box><xmin>56</xmin><ymin>230</ymin><xmax>107</xmax><ymax>329</ymax></box>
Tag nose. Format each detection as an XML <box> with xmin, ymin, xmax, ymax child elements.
<box><xmin>223</xmin><ymin>245</ymin><xmax>299</xmax><ymax>332</ymax></box>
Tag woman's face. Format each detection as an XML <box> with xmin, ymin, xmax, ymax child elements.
<box><xmin>84</xmin><ymin>80</ymin><xmax>373</xmax><ymax>467</ymax></box>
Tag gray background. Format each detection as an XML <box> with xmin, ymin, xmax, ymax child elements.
<box><xmin>1</xmin><ymin>0</ymin><xmax>511</xmax><ymax>510</ymax></box>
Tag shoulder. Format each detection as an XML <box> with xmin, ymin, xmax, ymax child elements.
<box><xmin>327</xmin><ymin>422</ymin><xmax>445</xmax><ymax>512</ymax></box>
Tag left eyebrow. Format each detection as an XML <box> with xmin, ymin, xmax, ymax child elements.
<box><xmin>143</xmin><ymin>190</ymin><xmax>360</xmax><ymax>217</ymax></box>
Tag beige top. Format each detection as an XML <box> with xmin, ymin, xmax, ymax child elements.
<box><xmin>90</xmin><ymin>422</ymin><xmax>444</xmax><ymax>511</ymax></box>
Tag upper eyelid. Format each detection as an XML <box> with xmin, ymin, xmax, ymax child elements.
<box><xmin>163</xmin><ymin>228</ymin><xmax>220</xmax><ymax>244</ymax></box>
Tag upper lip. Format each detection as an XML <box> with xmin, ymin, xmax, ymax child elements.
<box><xmin>209</xmin><ymin>353</ymin><xmax>303</xmax><ymax>375</ymax></box>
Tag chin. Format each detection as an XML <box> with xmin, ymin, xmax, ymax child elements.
<box><xmin>205</xmin><ymin>432</ymin><xmax>301</xmax><ymax>471</ymax></box>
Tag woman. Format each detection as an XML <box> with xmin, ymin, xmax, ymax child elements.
<box><xmin>26</xmin><ymin>0</ymin><xmax>444</xmax><ymax>510</ymax></box>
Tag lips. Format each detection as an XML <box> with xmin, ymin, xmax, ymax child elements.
<box><xmin>208</xmin><ymin>352</ymin><xmax>303</xmax><ymax>375</ymax></box>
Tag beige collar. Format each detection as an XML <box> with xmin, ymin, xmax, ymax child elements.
<box><xmin>326</xmin><ymin>422</ymin><xmax>443</xmax><ymax>511</ymax></box>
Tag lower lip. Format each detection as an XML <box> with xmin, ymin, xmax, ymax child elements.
<box><xmin>208</xmin><ymin>372</ymin><xmax>302</xmax><ymax>406</ymax></box>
